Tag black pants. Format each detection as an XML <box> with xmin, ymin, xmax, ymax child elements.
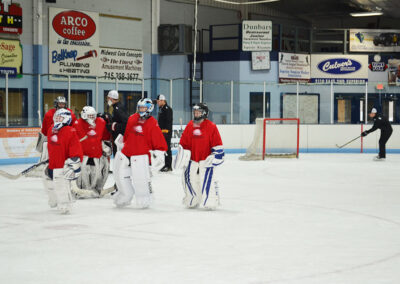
<box><xmin>379</xmin><ymin>129</ymin><xmax>393</xmax><ymax>158</ymax></box>
<box><xmin>163</xmin><ymin>132</ymin><xmax>172</xmax><ymax>168</ymax></box>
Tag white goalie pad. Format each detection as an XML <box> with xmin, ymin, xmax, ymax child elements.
<box><xmin>113</xmin><ymin>151</ymin><xmax>134</xmax><ymax>208</ymax></box>
<box><xmin>182</xmin><ymin>160</ymin><xmax>220</xmax><ymax>210</ymax></box>
<box><xmin>130</xmin><ymin>155</ymin><xmax>152</xmax><ymax>208</ymax></box>
<box><xmin>52</xmin><ymin>169</ymin><xmax>73</xmax><ymax>214</ymax></box>
<box><xmin>35</xmin><ymin>132</ymin><xmax>47</xmax><ymax>153</ymax></box>
<box><xmin>114</xmin><ymin>134</ymin><xmax>124</xmax><ymax>152</ymax></box>
<box><xmin>97</xmin><ymin>156</ymin><xmax>110</xmax><ymax>190</ymax></box>
<box><xmin>173</xmin><ymin>145</ymin><xmax>191</xmax><ymax>170</ymax></box>
<box><xmin>42</xmin><ymin>177</ymin><xmax>57</xmax><ymax>208</ymax></box>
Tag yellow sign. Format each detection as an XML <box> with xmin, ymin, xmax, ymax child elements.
<box><xmin>0</xmin><ymin>38</ymin><xmax>22</xmax><ymax>74</ymax></box>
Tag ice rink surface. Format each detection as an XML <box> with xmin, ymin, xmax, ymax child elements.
<box><xmin>0</xmin><ymin>153</ymin><xmax>400</xmax><ymax>284</ymax></box>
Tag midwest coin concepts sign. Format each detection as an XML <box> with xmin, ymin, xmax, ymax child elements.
<box><xmin>242</xmin><ymin>21</ymin><xmax>272</xmax><ymax>51</ymax></box>
<box><xmin>311</xmin><ymin>54</ymin><xmax>368</xmax><ymax>84</ymax></box>
<box><xmin>49</xmin><ymin>7</ymin><xmax>99</xmax><ymax>77</ymax></box>
<box><xmin>350</xmin><ymin>29</ymin><xmax>400</xmax><ymax>52</ymax></box>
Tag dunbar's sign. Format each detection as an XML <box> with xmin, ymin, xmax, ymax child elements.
<box><xmin>52</xmin><ymin>10</ymin><xmax>96</xmax><ymax>41</ymax></box>
<box><xmin>311</xmin><ymin>54</ymin><xmax>368</xmax><ymax>84</ymax></box>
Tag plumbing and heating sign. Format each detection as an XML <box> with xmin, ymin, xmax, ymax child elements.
<box><xmin>49</xmin><ymin>7</ymin><xmax>99</xmax><ymax>76</ymax></box>
<box><xmin>311</xmin><ymin>54</ymin><xmax>368</xmax><ymax>84</ymax></box>
<box><xmin>242</xmin><ymin>21</ymin><xmax>272</xmax><ymax>51</ymax></box>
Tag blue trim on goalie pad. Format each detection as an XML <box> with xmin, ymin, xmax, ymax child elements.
<box><xmin>0</xmin><ymin>157</ymin><xmax>40</xmax><ymax>165</ymax></box>
<box><xmin>184</xmin><ymin>161</ymin><xmax>196</xmax><ymax>206</ymax></box>
<box><xmin>202</xmin><ymin>167</ymin><xmax>213</xmax><ymax>206</ymax></box>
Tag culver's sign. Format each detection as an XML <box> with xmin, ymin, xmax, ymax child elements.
<box><xmin>311</xmin><ymin>54</ymin><xmax>368</xmax><ymax>84</ymax></box>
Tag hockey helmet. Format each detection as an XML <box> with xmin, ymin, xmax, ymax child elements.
<box><xmin>137</xmin><ymin>98</ymin><xmax>154</xmax><ymax>118</ymax></box>
<box><xmin>53</xmin><ymin>109</ymin><xmax>72</xmax><ymax>131</ymax></box>
<box><xmin>81</xmin><ymin>106</ymin><xmax>97</xmax><ymax>126</ymax></box>
<box><xmin>192</xmin><ymin>103</ymin><xmax>208</xmax><ymax>123</ymax></box>
<box><xmin>54</xmin><ymin>96</ymin><xmax>67</xmax><ymax>109</ymax></box>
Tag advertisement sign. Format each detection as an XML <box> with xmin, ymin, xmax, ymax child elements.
<box><xmin>368</xmin><ymin>54</ymin><xmax>387</xmax><ymax>72</ymax></box>
<box><xmin>311</xmin><ymin>54</ymin><xmax>368</xmax><ymax>84</ymax></box>
<box><xmin>350</xmin><ymin>29</ymin><xmax>400</xmax><ymax>52</ymax></box>
<box><xmin>242</xmin><ymin>21</ymin><xmax>272</xmax><ymax>51</ymax></box>
<box><xmin>0</xmin><ymin>1</ymin><xmax>22</xmax><ymax>34</ymax></box>
<box><xmin>99</xmin><ymin>47</ymin><xmax>143</xmax><ymax>82</ymax></box>
<box><xmin>387</xmin><ymin>59</ymin><xmax>400</xmax><ymax>86</ymax></box>
<box><xmin>279</xmin><ymin>52</ymin><xmax>310</xmax><ymax>83</ymax></box>
<box><xmin>251</xmin><ymin>51</ymin><xmax>270</xmax><ymax>70</ymax></box>
<box><xmin>0</xmin><ymin>128</ymin><xmax>40</xmax><ymax>159</ymax></box>
<box><xmin>49</xmin><ymin>7</ymin><xmax>99</xmax><ymax>77</ymax></box>
<box><xmin>0</xmin><ymin>38</ymin><xmax>22</xmax><ymax>76</ymax></box>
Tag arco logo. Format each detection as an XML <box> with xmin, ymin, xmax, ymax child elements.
<box><xmin>52</xmin><ymin>10</ymin><xmax>96</xmax><ymax>41</ymax></box>
<box><xmin>317</xmin><ymin>58</ymin><xmax>362</xmax><ymax>75</ymax></box>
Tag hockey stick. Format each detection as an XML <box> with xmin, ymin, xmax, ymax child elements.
<box><xmin>335</xmin><ymin>135</ymin><xmax>361</xmax><ymax>149</ymax></box>
<box><xmin>0</xmin><ymin>159</ymin><xmax>49</xmax><ymax>180</ymax></box>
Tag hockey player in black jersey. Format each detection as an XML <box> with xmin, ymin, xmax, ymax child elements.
<box><xmin>361</xmin><ymin>108</ymin><xmax>393</xmax><ymax>161</ymax></box>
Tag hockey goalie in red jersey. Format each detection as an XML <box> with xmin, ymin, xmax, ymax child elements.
<box><xmin>73</xmin><ymin>106</ymin><xmax>111</xmax><ymax>198</ymax></box>
<box><xmin>113</xmin><ymin>98</ymin><xmax>167</xmax><ymax>209</ymax></box>
<box><xmin>174</xmin><ymin>103</ymin><xmax>224</xmax><ymax>210</ymax></box>
<box><xmin>44</xmin><ymin>109</ymin><xmax>83</xmax><ymax>214</ymax></box>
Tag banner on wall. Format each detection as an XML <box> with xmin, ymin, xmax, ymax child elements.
<box><xmin>49</xmin><ymin>7</ymin><xmax>99</xmax><ymax>77</ymax></box>
<box><xmin>251</xmin><ymin>51</ymin><xmax>270</xmax><ymax>70</ymax></box>
<box><xmin>311</xmin><ymin>54</ymin><xmax>368</xmax><ymax>84</ymax></box>
<box><xmin>0</xmin><ymin>128</ymin><xmax>40</xmax><ymax>159</ymax></box>
<box><xmin>0</xmin><ymin>38</ymin><xmax>22</xmax><ymax>76</ymax></box>
<box><xmin>0</xmin><ymin>1</ymin><xmax>22</xmax><ymax>34</ymax></box>
<box><xmin>350</xmin><ymin>29</ymin><xmax>400</xmax><ymax>52</ymax></box>
<box><xmin>242</xmin><ymin>21</ymin><xmax>272</xmax><ymax>51</ymax></box>
<box><xmin>278</xmin><ymin>52</ymin><xmax>310</xmax><ymax>83</ymax></box>
<box><xmin>99</xmin><ymin>47</ymin><xmax>143</xmax><ymax>82</ymax></box>
<box><xmin>387</xmin><ymin>59</ymin><xmax>400</xmax><ymax>86</ymax></box>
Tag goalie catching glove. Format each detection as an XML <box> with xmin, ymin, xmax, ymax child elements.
<box><xmin>63</xmin><ymin>157</ymin><xmax>81</xmax><ymax>180</ymax></box>
<box><xmin>204</xmin><ymin>145</ymin><xmax>225</xmax><ymax>168</ymax></box>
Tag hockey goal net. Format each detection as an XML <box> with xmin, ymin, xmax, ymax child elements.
<box><xmin>240</xmin><ymin>118</ymin><xmax>300</xmax><ymax>160</ymax></box>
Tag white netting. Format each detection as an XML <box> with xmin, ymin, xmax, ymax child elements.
<box><xmin>239</xmin><ymin>118</ymin><xmax>299</xmax><ymax>160</ymax></box>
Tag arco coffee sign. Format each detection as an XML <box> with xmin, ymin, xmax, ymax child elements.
<box><xmin>52</xmin><ymin>10</ymin><xmax>96</xmax><ymax>41</ymax></box>
<box><xmin>49</xmin><ymin>7</ymin><xmax>99</xmax><ymax>77</ymax></box>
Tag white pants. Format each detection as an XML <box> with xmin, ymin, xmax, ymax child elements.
<box><xmin>113</xmin><ymin>151</ymin><xmax>152</xmax><ymax>208</ymax></box>
<box><xmin>182</xmin><ymin>160</ymin><xmax>220</xmax><ymax>209</ymax></box>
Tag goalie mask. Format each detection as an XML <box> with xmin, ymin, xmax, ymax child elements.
<box><xmin>137</xmin><ymin>98</ymin><xmax>154</xmax><ymax>118</ymax></box>
<box><xmin>81</xmin><ymin>106</ymin><xmax>97</xmax><ymax>126</ymax></box>
<box><xmin>192</xmin><ymin>103</ymin><xmax>209</xmax><ymax>123</ymax></box>
<box><xmin>54</xmin><ymin>96</ymin><xmax>67</xmax><ymax>109</ymax></box>
<box><xmin>53</xmin><ymin>109</ymin><xmax>72</xmax><ymax>132</ymax></box>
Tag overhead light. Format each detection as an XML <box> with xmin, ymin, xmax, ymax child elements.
<box><xmin>213</xmin><ymin>0</ymin><xmax>280</xmax><ymax>5</ymax></box>
<box><xmin>350</xmin><ymin>11</ymin><xmax>383</xmax><ymax>17</ymax></box>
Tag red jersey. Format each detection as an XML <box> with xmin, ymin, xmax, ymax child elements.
<box><xmin>122</xmin><ymin>113</ymin><xmax>167</xmax><ymax>157</ymax></box>
<box><xmin>74</xmin><ymin>117</ymin><xmax>106</xmax><ymax>158</ymax></box>
<box><xmin>41</xmin><ymin>108</ymin><xmax>77</xmax><ymax>136</ymax></box>
<box><xmin>179</xmin><ymin>119</ymin><xmax>223</xmax><ymax>162</ymax></box>
<box><xmin>47</xmin><ymin>125</ymin><xmax>83</xmax><ymax>170</ymax></box>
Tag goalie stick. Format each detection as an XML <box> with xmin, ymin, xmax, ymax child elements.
<box><xmin>0</xmin><ymin>135</ymin><xmax>89</xmax><ymax>180</ymax></box>
<box><xmin>0</xmin><ymin>159</ymin><xmax>49</xmax><ymax>180</ymax></box>
<box><xmin>335</xmin><ymin>135</ymin><xmax>361</xmax><ymax>149</ymax></box>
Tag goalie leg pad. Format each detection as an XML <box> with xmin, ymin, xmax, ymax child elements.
<box><xmin>42</xmin><ymin>176</ymin><xmax>57</xmax><ymax>208</ymax></box>
<box><xmin>182</xmin><ymin>161</ymin><xmax>202</xmax><ymax>208</ymax></box>
<box><xmin>173</xmin><ymin>145</ymin><xmax>191</xmax><ymax>170</ymax></box>
<box><xmin>130</xmin><ymin>155</ymin><xmax>152</xmax><ymax>208</ymax></box>
<box><xmin>199</xmin><ymin>161</ymin><xmax>220</xmax><ymax>210</ymax></box>
<box><xmin>53</xmin><ymin>168</ymin><xmax>73</xmax><ymax>214</ymax></box>
<box><xmin>40</xmin><ymin>142</ymin><xmax>49</xmax><ymax>162</ymax></box>
<box><xmin>113</xmin><ymin>151</ymin><xmax>134</xmax><ymax>208</ymax></box>
<box><xmin>96</xmin><ymin>156</ymin><xmax>110</xmax><ymax>192</ymax></box>
<box><xmin>76</xmin><ymin>156</ymin><xmax>90</xmax><ymax>189</ymax></box>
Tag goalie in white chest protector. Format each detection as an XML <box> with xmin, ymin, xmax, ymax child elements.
<box><xmin>72</xmin><ymin>106</ymin><xmax>111</xmax><ymax>198</ymax></box>
<box><xmin>113</xmin><ymin>98</ymin><xmax>167</xmax><ymax>208</ymax></box>
<box><xmin>174</xmin><ymin>103</ymin><xmax>224</xmax><ymax>210</ymax></box>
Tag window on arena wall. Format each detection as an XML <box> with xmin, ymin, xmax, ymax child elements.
<box><xmin>103</xmin><ymin>91</ymin><xmax>145</xmax><ymax>116</ymax></box>
<box><xmin>249</xmin><ymin>92</ymin><xmax>270</xmax><ymax>124</ymax></box>
<box><xmin>0</xmin><ymin>89</ymin><xmax>28</xmax><ymax>127</ymax></box>
<box><xmin>43</xmin><ymin>90</ymin><xmax>92</xmax><ymax>119</ymax></box>
<box><xmin>281</xmin><ymin>93</ymin><xmax>319</xmax><ymax>124</ymax></box>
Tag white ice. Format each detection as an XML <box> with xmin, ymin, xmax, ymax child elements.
<box><xmin>1</xmin><ymin>154</ymin><xmax>400</xmax><ymax>284</ymax></box>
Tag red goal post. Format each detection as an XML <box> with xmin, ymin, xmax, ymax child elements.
<box><xmin>240</xmin><ymin>118</ymin><xmax>300</xmax><ymax>161</ymax></box>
